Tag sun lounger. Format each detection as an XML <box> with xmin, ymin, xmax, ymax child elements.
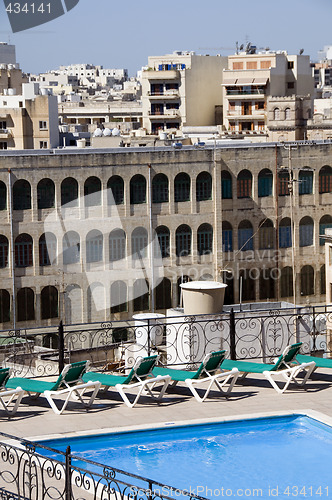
<box><xmin>152</xmin><ymin>350</ymin><xmax>239</xmax><ymax>402</ymax></box>
<box><xmin>221</xmin><ymin>343</ymin><xmax>316</xmax><ymax>394</ymax></box>
<box><xmin>82</xmin><ymin>355</ymin><xmax>171</xmax><ymax>408</ymax></box>
<box><xmin>6</xmin><ymin>361</ymin><xmax>101</xmax><ymax>415</ymax></box>
<box><xmin>0</xmin><ymin>367</ymin><xmax>24</xmax><ymax>416</ymax></box>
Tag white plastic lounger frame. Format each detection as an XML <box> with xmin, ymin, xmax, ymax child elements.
<box><xmin>0</xmin><ymin>387</ymin><xmax>24</xmax><ymax>416</ymax></box>
<box><xmin>185</xmin><ymin>367</ymin><xmax>240</xmax><ymax>403</ymax></box>
<box><xmin>115</xmin><ymin>374</ymin><xmax>171</xmax><ymax>408</ymax></box>
<box><xmin>44</xmin><ymin>380</ymin><xmax>101</xmax><ymax>415</ymax></box>
<box><xmin>263</xmin><ymin>361</ymin><xmax>316</xmax><ymax>394</ymax></box>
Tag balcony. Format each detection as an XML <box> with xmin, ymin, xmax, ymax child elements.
<box><xmin>226</xmin><ymin>88</ymin><xmax>266</xmax><ymax>96</ymax></box>
<box><xmin>0</xmin><ymin>129</ymin><xmax>12</xmax><ymax>138</ymax></box>
<box><xmin>147</xmin><ymin>90</ymin><xmax>180</xmax><ymax>99</ymax></box>
<box><xmin>143</xmin><ymin>69</ymin><xmax>180</xmax><ymax>80</ymax></box>
<box><xmin>149</xmin><ymin>109</ymin><xmax>180</xmax><ymax>118</ymax></box>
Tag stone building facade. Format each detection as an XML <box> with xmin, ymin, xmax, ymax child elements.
<box><xmin>0</xmin><ymin>142</ymin><xmax>330</xmax><ymax>329</ymax></box>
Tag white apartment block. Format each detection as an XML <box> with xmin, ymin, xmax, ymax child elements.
<box><xmin>223</xmin><ymin>47</ymin><xmax>314</xmax><ymax>136</ymax></box>
<box><xmin>141</xmin><ymin>51</ymin><xmax>228</xmax><ymax>134</ymax></box>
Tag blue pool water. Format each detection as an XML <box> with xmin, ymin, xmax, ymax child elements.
<box><xmin>39</xmin><ymin>415</ymin><xmax>332</xmax><ymax>499</ymax></box>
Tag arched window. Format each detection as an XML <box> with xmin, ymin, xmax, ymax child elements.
<box><xmin>301</xmin><ymin>265</ymin><xmax>314</xmax><ymax>296</ymax></box>
<box><xmin>109</xmin><ymin>229</ymin><xmax>126</xmax><ymax>262</ymax></box>
<box><xmin>110</xmin><ymin>281</ymin><xmax>127</xmax><ymax>314</ymax></box>
<box><xmin>41</xmin><ymin>286</ymin><xmax>58</xmax><ymax>319</ymax></box>
<box><xmin>274</xmin><ymin>108</ymin><xmax>280</xmax><ymax>120</ymax></box>
<box><xmin>279</xmin><ymin>218</ymin><xmax>292</xmax><ymax>248</ymax></box>
<box><xmin>133</xmin><ymin>279</ymin><xmax>149</xmax><ymax>312</ymax></box>
<box><xmin>61</xmin><ymin>177</ymin><xmax>78</xmax><ymax>207</ymax></box>
<box><xmin>197</xmin><ymin>223</ymin><xmax>213</xmax><ymax>255</ymax></box>
<box><xmin>319</xmin><ymin>165</ymin><xmax>332</xmax><ymax>194</ymax></box>
<box><xmin>320</xmin><ymin>215</ymin><xmax>332</xmax><ymax>246</ymax></box>
<box><xmin>221</xmin><ymin>171</ymin><xmax>232</xmax><ymax>199</ymax></box>
<box><xmin>152</xmin><ymin>174</ymin><xmax>169</xmax><ymax>203</ymax></box>
<box><xmin>278</xmin><ymin>171</ymin><xmax>290</xmax><ymax>196</ymax></box>
<box><xmin>174</xmin><ymin>173</ymin><xmax>190</xmax><ymax>202</ymax></box>
<box><xmin>299</xmin><ymin>216</ymin><xmax>314</xmax><ymax>247</ymax></box>
<box><xmin>156</xmin><ymin>278</ymin><xmax>172</xmax><ymax>310</ymax></box>
<box><xmin>0</xmin><ymin>181</ymin><xmax>6</xmax><ymax>211</ymax></box>
<box><xmin>87</xmin><ymin>283</ymin><xmax>105</xmax><ymax>322</ymax></box>
<box><xmin>130</xmin><ymin>174</ymin><xmax>146</xmax><ymax>204</ymax></box>
<box><xmin>239</xmin><ymin>269</ymin><xmax>255</xmax><ymax>301</ymax></box>
<box><xmin>0</xmin><ymin>235</ymin><xmax>8</xmax><ymax>268</ymax></box>
<box><xmin>177</xmin><ymin>276</ymin><xmax>192</xmax><ymax>306</ymax></box>
<box><xmin>258</xmin><ymin>169</ymin><xmax>273</xmax><ymax>197</ymax></box>
<box><xmin>238</xmin><ymin>220</ymin><xmax>254</xmax><ymax>251</ymax></box>
<box><xmin>280</xmin><ymin>267</ymin><xmax>293</xmax><ymax>298</ymax></box>
<box><xmin>259</xmin><ymin>268</ymin><xmax>276</xmax><ymax>300</ymax></box>
<box><xmin>196</xmin><ymin>172</ymin><xmax>212</xmax><ymax>201</ymax></box>
<box><xmin>17</xmin><ymin>287</ymin><xmax>35</xmax><ymax>322</ymax></box>
<box><xmin>15</xmin><ymin>234</ymin><xmax>33</xmax><ymax>267</ymax></box>
<box><xmin>63</xmin><ymin>231</ymin><xmax>80</xmax><ymax>265</ymax></box>
<box><xmin>224</xmin><ymin>274</ymin><xmax>234</xmax><ymax>305</ymax></box>
<box><xmin>86</xmin><ymin>230</ymin><xmax>103</xmax><ymax>263</ymax></box>
<box><xmin>237</xmin><ymin>170</ymin><xmax>252</xmax><ymax>199</ymax></box>
<box><xmin>176</xmin><ymin>224</ymin><xmax>192</xmax><ymax>257</ymax></box>
<box><xmin>222</xmin><ymin>221</ymin><xmax>233</xmax><ymax>252</ymax></box>
<box><xmin>285</xmin><ymin>108</ymin><xmax>291</xmax><ymax>120</ymax></box>
<box><xmin>258</xmin><ymin>219</ymin><xmax>274</xmax><ymax>249</ymax></box>
<box><xmin>320</xmin><ymin>265</ymin><xmax>326</xmax><ymax>295</ymax></box>
<box><xmin>39</xmin><ymin>233</ymin><xmax>57</xmax><ymax>266</ymax></box>
<box><xmin>156</xmin><ymin>226</ymin><xmax>170</xmax><ymax>258</ymax></box>
<box><xmin>13</xmin><ymin>180</ymin><xmax>31</xmax><ymax>210</ymax></box>
<box><xmin>107</xmin><ymin>175</ymin><xmax>124</xmax><ymax>205</ymax></box>
<box><xmin>131</xmin><ymin>227</ymin><xmax>148</xmax><ymax>260</ymax></box>
<box><xmin>299</xmin><ymin>169</ymin><xmax>313</xmax><ymax>195</ymax></box>
<box><xmin>0</xmin><ymin>289</ymin><xmax>10</xmax><ymax>323</ymax></box>
<box><xmin>37</xmin><ymin>179</ymin><xmax>55</xmax><ymax>209</ymax></box>
<box><xmin>84</xmin><ymin>176</ymin><xmax>101</xmax><ymax>207</ymax></box>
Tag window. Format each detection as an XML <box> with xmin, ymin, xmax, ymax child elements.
<box><xmin>259</xmin><ymin>219</ymin><xmax>274</xmax><ymax>249</ymax></box>
<box><xmin>288</xmin><ymin>61</ymin><xmax>294</xmax><ymax>69</ymax></box>
<box><xmin>237</xmin><ymin>170</ymin><xmax>252</xmax><ymax>199</ymax></box>
<box><xmin>299</xmin><ymin>169</ymin><xmax>313</xmax><ymax>195</ymax></box>
<box><xmin>197</xmin><ymin>224</ymin><xmax>213</xmax><ymax>255</ymax></box>
<box><xmin>41</xmin><ymin>286</ymin><xmax>58</xmax><ymax>319</ymax></box>
<box><xmin>61</xmin><ymin>178</ymin><xmax>78</xmax><ymax>207</ymax></box>
<box><xmin>239</xmin><ymin>269</ymin><xmax>255</xmax><ymax>301</ymax></box>
<box><xmin>130</xmin><ymin>175</ymin><xmax>146</xmax><ymax>204</ymax></box>
<box><xmin>0</xmin><ymin>121</ymin><xmax>6</xmax><ymax>129</ymax></box>
<box><xmin>221</xmin><ymin>171</ymin><xmax>232</xmax><ymax>199</ymax></box>
<box><xmin>37</xmin><ymin>179</ymin><xmax>55</xmax><ymax>209</ymax></box>
<box><xmin>110</xmin><ymin>281</ymin><xmax>127</xmax><ymax>313</ymax></box>
<box><xmin>256</xmin><ymin>101</ymin><xmax>265</xmax><ymax>110</ymax></box>
<box><xmin>279</xmin><ymin>218</ymin><xmax>292</xmax><ymax>248</ymax></box>
<box><xmin>238</xmin><ymin>221</ymin><xmax>254</xmax><ymax>251</ymax></box>
<box><xmin>156</xmin><ymin>278</ymin><xmax>172</xmax><ymax>310</ymax></box>
<box><xmin>233</xmin><ymin>62</ymin><xmax>243</xmax><ymax>70</ymax></box>
<box><xmin>319</xmin><ymin>166</ymin><xmax>332</xmax><ymax>193</ymax></box>
<box><xmin>39</xmin><ymin>233</ymin><xmax>57</xmax><ymax>266</ymax></box>
<box><xmin>285</xmin><ymin>108</ymin><xmax>291</xmax><ymax>120</ymax></box>
<box><xmin>260</xmin><ymin>61</ymin><xmax>271</xmax><ymax>69</ymax></box>
<box><xmin>109</xmin><ymin>229</ymin><xmax>126</xmax><ymax>262</ymax></box>
<box><xmin>40</xmin><ymin>141</ymin><xmax>48</xmax><ymax>149</ymax></box>
<box><xmin>246</xmin><ymin>61</ymin><xmax>257</xmax><ymax>70</ymax></box>
<box><xmin>176</xmin><ymin>224</ymin><xmax>192</xmax><ymax>257</ymax></box>
<box><xmin>278</xmin><ymin>171</ymin><xmax>290</xmax><ymax>196</ymax></box>
<box><xmin>0</xmin><ymin>235</ymin><xmax>8</xmax><ymax>268</ymax></box>
<box><xmin>287</xmin><ymin>82</ymin><xmax>295</xmax><ymax>89</ymax></box>
<box><xmin>39</xmin><ymin>121</ymin><xmax>48</xmax><ymax>129</ymax></box>
<box><xmin>86</xmin><ymin>230</ymin><xmax>103</xmax><ymax>263</ymax></box>
<box><xmin>107</xmin><ymin>176</ymin><xmax>124</xmax><ymax>205</ymax></box>
<box><xmin>133</xmin><ymin>279</ymin><xmax>149</xmax><ymax>312</ymax></box>
<box><xmin>174</xmin><ymin>173</ymin><xmax>190</xmax><ymax>202</ymax></box>
<box><xmin>321</xmin><ymin>265</ymin><xmax>326</xmax><ymax>295</ymax></box>
<box><xmin>15</xmin><ymin>234</ymin><xmax>33</xmax><ymax>267</ymax></box>
<box><xmin>17</xmin><ymin>288</ymin><xmax>35</xmax><ymax>322</ymax></box>
<box><xmin>13</xmin><ymin>180</ymin><xmax>31</xmax><ymax>210</ymax></box>
<box><xmin>301</xmin><ymin>265</ymin><xmax>314</xmax><ymax>296</ymax></box>
<box><xmin>0</xmin><ymin>181</ymin><xmax>6</xmax><ymax>210</ymax></box>
<box><xmin>63</xmin><ymin>231</ymin><xmax>80</xmax><ymax>265</ymax></box>
<box><xmin>274</xmin><ymin>108</ymin><xmax>280</xmax><ymax>120</ymax></box>
<box><xmin>280</xmin><ymin>267</ymin><xmax>293</xmax><ymax>298</ymax></box>
<box><xmin>259</xmin><ymin>269</ymin><xmax>276</xmax><ymax>300</ymax></box>
<box><xmin>84</xmin><ymin>176</ymin><xmax>101</xmax><ymax>207</ymax></box>
<box><xmin>132</xmin><ymin>227</ymin><xmax>148</xmax><ymax>260</ymax></box>
<box><xmin>152</xmin><ymin>174</ymin><xmax>169</xmax><ymax>203</ymax></box>
<box><xmin>156</xmin><ymin>226</ymin><xmax>170</xmax><ymax>258</ymax></box>
<box><xmin>0</xmin><ymin>290</ymin><xmax>10</xmax><ymax>323</ymax></box>
<box><xmin>222</xmin><ymin>221</ymin><xmax>233</xmax><ymax>252</ymax></box>
<box><xmin>0</xmin><ymin>142</ymin><xmax>7</xmax><ymax>150</ymax></box>
<box><xmin>258</xmin><ymin>169</ymin><xmax>273</xmax><ymax>197</ymax></box>
<box><xmin>229</xmin><ymin>102</ymin><xmax>235</xmax><ymax>111</ymax></box>
<box><xmin>196</xmin><ymin>172</ymin><xmax>212</xmax><ymax>201</ymax></box>
<box><xmin>319</xmin><ymin>215</ymin><xmax>332</xmax><ymax>246</ymax></box>
<box><xmin>299</xmin><ymin>217</ymin><xmax>314</xmax><ymax>247</ymax></box>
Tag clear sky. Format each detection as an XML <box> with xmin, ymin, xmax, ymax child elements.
<box><xmin>0</xmin><ymin>0</ymin><xmax>331</xmax><ymax>76</ymax></box>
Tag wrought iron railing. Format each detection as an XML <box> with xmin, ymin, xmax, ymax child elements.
<box><xmin>0</xmin><ymin>304</ymin><xmax>331</xmax><ymax>377</ymax></box>
<box><xmin>0</xmin><ymin>431</ymin><xmax>208</xmax><ymax>500</ymax></box>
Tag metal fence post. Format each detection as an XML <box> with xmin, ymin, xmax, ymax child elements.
<box><xmin>65</xmin><ymin>446</ymin><xmax>72</xmax><ymax>500</ymax></box>
<box><xmin>147</xmin><ymin>319</ymin><xmax>151</xmax><ymax>356</ymax></box>
<box><xmin>230</xmin><ymin>308</ymin><xmax>236</xmax><ymax>360</ymax></box>
<box><xmin>58</xmin><ymin>321</ymin><xmax>65</xmax><ymax>374</ymax></box>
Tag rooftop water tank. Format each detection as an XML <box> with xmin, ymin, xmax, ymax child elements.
<box><xmin>180</xmin><ymin>281</ymin><xmax>227</xmax><ymax>315</ymax></box>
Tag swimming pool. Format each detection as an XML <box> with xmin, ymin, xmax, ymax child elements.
<box><xmin>40</xmin><ymin>414</ymin><xmax>332</xmax><ymax>499</ymax></box>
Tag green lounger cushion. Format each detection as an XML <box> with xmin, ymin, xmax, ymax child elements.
<box><xmin>297</xmin><ymin>354</ymin><xmax>332</xmax><ymax>368</ymax></box>
<box><xmin>83</xmin><ymin>372</ymin><xmax>130</xmax><ymax>386</ymax></box>
<box><xmin>153</xmin><ymin>366</ymin><xmax>199</xmax><ymax>381</ymax></box>
<box><xmin>221</xmin><ymin>359</ymin><xmax>277</xmax><ymax>373</ymax></box>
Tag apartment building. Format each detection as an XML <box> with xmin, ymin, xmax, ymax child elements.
<box><xmin>141</xmin><ymin>51</ymin><xmax>228</xmax><ymax>134</ymax></box>
<box><xmin>0</xmin><ymin>83</ymin><xmax>59</xmax><ymax>150</ymax></box>
<box><xmin>0</xmin><ymin>142</ymin><xmax>330</xmax><ymax>329</ymax></box>
<box><xmin>222</xmin><ymin>46</ymin><xmax>314</xmax><ymax>137</ymax></box>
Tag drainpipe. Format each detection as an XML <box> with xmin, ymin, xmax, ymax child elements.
<box><xmin>8</xmin><ymin>169</ymin><xmax>16</xmax><ymax>330</ymax></box>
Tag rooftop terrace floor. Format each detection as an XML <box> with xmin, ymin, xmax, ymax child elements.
<box><xmin>3</xmin><ymin>368</ymin><xmax>332</xmax><ymax>441</ymax></box>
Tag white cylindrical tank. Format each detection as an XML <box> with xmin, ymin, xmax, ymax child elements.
<box><xmin>133</xmin><ymin>313</ymin><xmax>165</xmax><ymax>347</ymax></box>
<box><xmin>180</xmin><ymin>281</ymin><xmax>227</xmax><ymax>315</ymax></box>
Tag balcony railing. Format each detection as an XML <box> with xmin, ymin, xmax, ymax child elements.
<box><xmin>148</xmin><ymin>90</ymin><xmax>179</xmax><ymax>98</ymax></box>
<box><xmin>226</xmin><ymin>89</ymin><xmax>266</xmax><ymax>95</ymax></box>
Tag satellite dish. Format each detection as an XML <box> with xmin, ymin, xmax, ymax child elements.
<box><xmin>93</xmin><ymin>128</ymin><xmax>103</xmax><ymax>137</ymax></box>
<box><xmin>299</xmin><ymin>48</ymin><xmax>304</xmax><ymax>55</ymax></box>
<box><xmin>103</xmin><ymin>128</ymin><xmax>112</xmax><ymax>136</ymax></box>
<box><xmin>240</xmin><ymin>44</ymin><xmax>244</xmax><ymax>51</ymax></box>
<box><xmin>112</xmin><ymin>127</ymin><xmax>120</xmax><ymax>136</ymax></box>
